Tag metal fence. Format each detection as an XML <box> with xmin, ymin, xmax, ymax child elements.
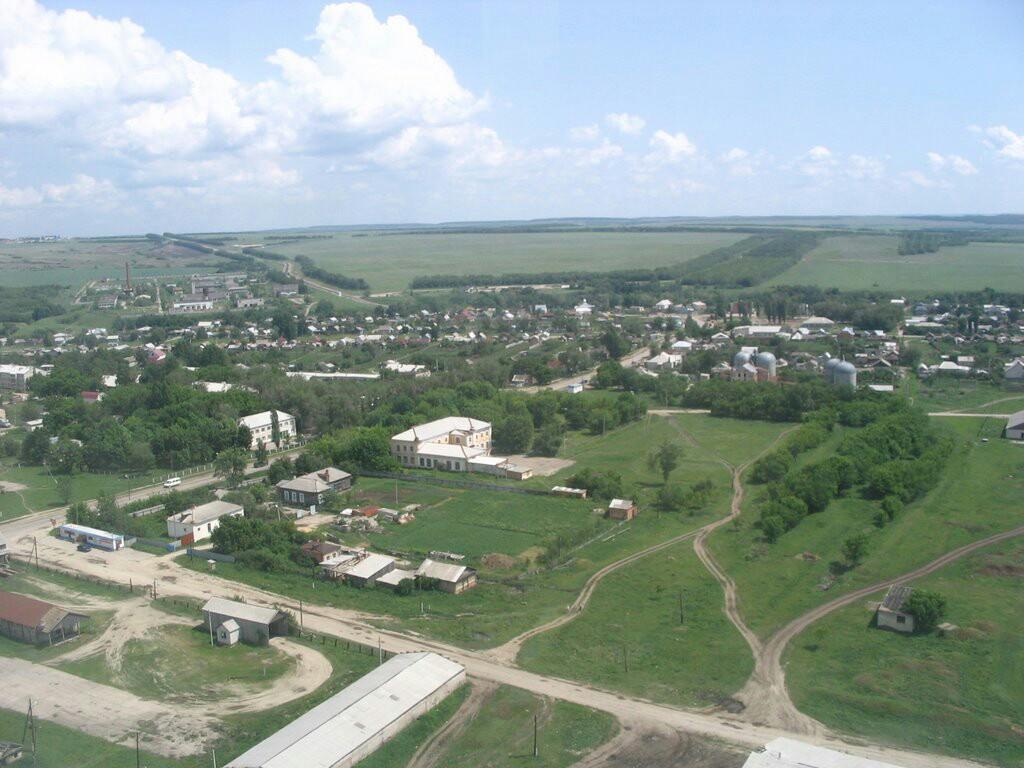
<box><xmin>186</xmin><ymin>548</ymin><xmax>235</xmax><ymax>563</ymax></box>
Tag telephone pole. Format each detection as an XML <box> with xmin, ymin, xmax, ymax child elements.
<box><xmin>533</xmin><ymin>714</ymin><xmax>539</xmax><ymax>758</ymax></box>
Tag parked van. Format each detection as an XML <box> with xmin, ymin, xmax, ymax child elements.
<box><xmin>163</xmin><ymin>477</ymin><xmax>182</xmax><ymax>488</ymax></box>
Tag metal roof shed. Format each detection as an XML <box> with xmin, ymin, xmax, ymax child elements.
<box><xmin>743</xmin><ymin>738</ymin><xmax>903</xmax><ymax>768</ymax></box>
<box><xmin>226</xmin><ymin>652</ymin><xmax>465</xmax><ymax>768</ymax></box>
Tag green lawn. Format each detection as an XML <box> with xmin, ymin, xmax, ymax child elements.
<box><xmin>768</xmin><ymin>235</ymin><xmax>1024</xmax><ymax>293</ymax></box>
<box><xmin>57</xmin><ymin>624</ymin><xmax>296</xmax><ymax>702</ymax></box>
<box><xmin>787</xmin><ymin>538</ymin><xmax>1024</xmax><ymax>767</ymax></box>
<box><xmin>244</xmin><ymin>230</ymin><xmax>746</xmax><ymax>292</ymax></box>
<box><xmin>518</xmin><ymin>541</ymin><xmax>753</xmax><ymax>708</ymax></box>
<box><xmin>901</xmin><ymin>376</ymin><xmax>1024</xmax><ymax>413</ymax></box>
<box><xmin>431</xmin><ymin>686</ymin><xmax>617</xmax><ymax>768</ymax></box>
<box><xmin>710</xmin><ymin>417</ymin><xmax>1024</xmax><ymax>639</ymax></box>
<box><xmin>0</xmin><ymin>461</ymin><xmax>164</xmax><ymax>521</ymax></box>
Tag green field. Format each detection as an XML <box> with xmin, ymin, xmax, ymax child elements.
<box><xmin>787</xmin><ymin>538</ymin><xmax>1024</xmax><ymax>767</ymax></box>
<box><xmin>710</xmin><ymin>417</ymin><xmax>1024</xmax><ymax>640</ymax></box>
<box><xmin>242</xmin><ymin>230</ymin><xmax>746</xmax><ymax>292</ymax></box>
<box><xmin>519</xmin><ymin>541</ymin><xmax>753</xmax><ymax>707</ymax></box>
<box><xmin>0</xmin><ymin>461</ymin><xmax>165</xmax><ymax>521</ymax></box>
<box><xmin>58</xmin><ymin>624</ymin><xmax>296</xmax><ymax>702</ymax></box>
<box><xmin>768</xmin><ymin>235</ymin><xmax>1024</xmax><ymax>292</ymax></box>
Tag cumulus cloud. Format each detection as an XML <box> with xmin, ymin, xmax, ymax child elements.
<box><xmin>0</xmin><ymin>174</ymin><xmax>115</xmax><ymax>208</ymax></box>
<box><xmin>720</xmin><ymin>147</ymin><xmax>758</xmax><ymax>176</ymax></box>
<box><xmin>646</xmin><ymin>130</ymin><xmax>697</xmax><ymax>163</ymax></box>
<box><xmin>605</xmin><ymin>112</ymin><xmax>646</xmax><ymax>135</ymax></box>
<box><xmin>845</xmin><ymin>154</ymin><xmax>885</xmax><ymax>180</ymax></box>
<box><xmin>927</xmin><ymin>152</ymin><xmax>977</xmax><ymax>175</ymax></box>
<box><xmin>798</xmin><ymin>145</ymin><xmax>836</xmax><ymax>177</ymax></box>
<box><xmin>980</xmin><ymin>125</ymin><xmax>1024</xmax><ymax>162</ymax></box>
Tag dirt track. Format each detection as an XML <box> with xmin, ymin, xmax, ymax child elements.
<box><xmin>406</xmin><ymin>680</ymin><xmax>498</xmax><ymax>768</ymax></box>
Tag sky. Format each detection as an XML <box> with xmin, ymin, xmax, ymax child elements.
<box><xmin>0</xmin><ymin>0</ymin><xmax>1022</xmax><ymax>236</ymax></box>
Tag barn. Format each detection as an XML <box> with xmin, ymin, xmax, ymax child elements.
<box><xmin>226</xmin><ymin>652</ymin><xmax>465</xmax><ymax>768</ymax></box>
<box><xmin>0</xmin><ymin>590</ymin><xmax>88</xmax><ymax>646</ymax></box>
<box><xmin>201</xmin><ymin>597</ymin><xmax>289</xmax><ymax>646</ymax></box>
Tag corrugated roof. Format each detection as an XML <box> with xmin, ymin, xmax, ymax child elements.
<box><xmin>742</xmin><ymin>738</ymin><xmax>902</xmax><ymax>768</ymax></box>
<box><xmin>202</xmin><ymin>597</ymin><xmax>284</xmax><ymax>626</ymax></box>
<box><xmin>0</xmin><ymin>590</ymin><xmax>84</xmax><ymax>633</ymax></box>
<box><xmin>415</xmin><ymin>559</ymin><xmax>467</xmax><ymax>584</ymax></box>
<box><xmin>226</xmin><ymin>652</ymin><xmax>464</xmax><ymax>768</ymax></box>
<box><xmin>391</xmin><ymin>416</ymin><xmax>490</xmax><ymax>444</ymax></box>
<box><xmin>880</xmin><ymin>585</ymin><xmax>913</xmax><ymax>612</ymax></box>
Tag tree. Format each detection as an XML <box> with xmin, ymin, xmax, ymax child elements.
<box><xmin>600</xmin><ymin>328</ymin><xmax>629</xmax><ymax>359</ymax></box>
<box><xmin>841</xmin><ymin>532</ymin><xmax>870</xmax><ymax>567</ymax></box>
<box><xmin>903</xmin><ymin>589</ymin><xmax>947</xmax><ymax>633</ymax></box>
<box><xmin>20</xmin><ymin>429</ymin><xmax>50</xmax><ymax>465</ymax></box>
<box><xmin>254</xmin><ymin>443</ymin><xmax>269</xmax><ymax>467</ymax></box>
<box><xmin>270</xmin><ymin>410</ymin><xmax>281</xmax><ymax>447</ymax></box>
<box><xmin>215</xmin><ymin>447</ymin><xmax>250</xmax><ymax>487</ymax></box>
<box><xmin>648</xmin><ymin>441</ymin><xmax>684</xmax><ymax>483</ymax></box>
<box><xmin>495</xmin><ymin>413</ymin><xmax>534</xmax><ymax>454</ymax></box>
<box><xmin>532</xmin><ymin>423</ymin><xmax>564</xmax><ymax>457</ymax></box>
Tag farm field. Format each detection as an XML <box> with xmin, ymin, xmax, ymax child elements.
<box><xmin>0</xmin><ymin>238</ymin><xmax>224</xmax><ymax>287</ymax></box>
<box><xmin>709</xmin><ymin>417</ymin><xmax>1024</xmax><ymax>640</ymax></box>
<box><xmin>239</xmin><ymin>230</ymin><xmax>747</xmax><ymax>292</ymax></box>
<box><xmin>787</xmin><ymin>537</ymin><xmax>1024</xmax><ymax>767</ymax></box>
<box><xmin>900</xmin><ymin>377</ymin><xmax>1024</xmax><ymax>413</ymax></box>
<box><xmin>518</xmin><ymin>541</ymin><xmax>753</xmax><ymax>708</ymax></box>
<box><xmin>767</xmin><ymin>235</ymin><xmax>1024</xmax><ymax>292</ymax></box>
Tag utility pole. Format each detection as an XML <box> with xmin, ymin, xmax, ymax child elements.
<box><xmin>299</xmin><ymin>600</ymin><xmax>304</xmax><ymax>632</ymax></box>
<box><xmin>213</xmin><ymin>747</ymin><xmax>218</xmax><ymax>768</ymax></box>
<box><xmin>623</xmin><ymin>645</ymin><xmax>629</xmax><ymax>673</ymax></box>
<box><xmin>533</xmin><ymin>713</ymin><xmax>539</xmax><ymax>758</ymax></box>
<box><xmin>378</xmin><ymin>636</ymin><xmax>383</xmax><ymax>665</ymax></box>
<box><xmin>32</xmin><ymin>537</ymin><xmax>38</xmax><ymax>569</ymax></box>
<box><xmin>136</xmin><ymin>731</ymin><xmax>141</xmax><ymax>768</ymax></box>
<box><xmin>679</xmin><ymin>590</ymin><xmax>685</xmax><ymax>625</ymax></box>
<box><xmin>22</xmin><ymin>700</ymin><xmax>37</xmax><ymax>758</ymax></box>
<box><xmin>208</xmin><ymin>613</ymin><xmax>215</xmax><ymax>647</ymax></box>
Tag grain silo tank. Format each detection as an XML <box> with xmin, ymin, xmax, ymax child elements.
<box><xmin>823</xmin><ymin>357</ymin><xmax>841</xmax><ymax>385</ymax></box>
<box><xmin>754</xmin><ymin>351</ymin><xmax>777</xmax><ymax>378</ymax></box>
<box><xmin>833</xmin><ymin>360</ymin><xmax>857</xmax><ymax>389</ymax></box>
<box><xmin>733</xmin><ymin>350</ymin><xmax>752</xmax><ymax>369</ymax></box>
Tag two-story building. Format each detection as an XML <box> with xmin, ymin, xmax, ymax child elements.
<box><xmin>390</xmin><ymin>417</ymin><xmax>492</xmax><ymax>472</ymax></box>
<box><xmin>239</xmin><ymin>410</ymin><xmax>297</xmax><ymax>450</ymax></box>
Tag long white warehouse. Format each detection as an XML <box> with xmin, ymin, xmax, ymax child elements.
<box><xmin>743</xmin><ymin>738</ymin><xmax>905</xmax><ymax>768</ymax></box>
<box><xmin>226</xmin><ymin>652</ymin><xmax>465</xmax><ymax>768</ymax></box>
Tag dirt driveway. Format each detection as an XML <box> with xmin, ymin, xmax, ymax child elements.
<box><xmin>506</xmin><ymin>455</ymin><xmax>575</xmax><ymax>476</ymax></box>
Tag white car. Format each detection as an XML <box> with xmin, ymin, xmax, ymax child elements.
<box><xmin>163</xmin><ymin>477</ymin><xmax>182</xmax><ymax>488</ymax></box>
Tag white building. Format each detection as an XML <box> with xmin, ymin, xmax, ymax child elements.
<box><xmin>166</xmin><ymin>500</ymin><xmax>244</xmax><ymax>544</ymax></box>
<box><xmin>226</xmin><ymin>652</ymin><xmax>465</xmax><ymax>768</ymax></box>
<box><xmin>1004</xmin><ymin>358</ymin><xmax>1024</xmax><ymax>381</ymax></box>
<box><xmin>0</xmin><ymin>364</ymin><xmax>34</xmax><ymax>391</ymax></box>
<box><xmin>743</xmin><ymin>738</ymin><xmax>902</xmax><ymax>768</ymax></box>
<box><xmin>645</xmin><ymin>352</ymin><xmax>682</xmax><ymax>371</ymax></box>
<box><xmin>390</xmin><ymin>417</ymin><xmax>492</xmax><ymax>472</ymax></box>
<box><xmin>171</xmin><ymin>299</ymin><xmax>214</xmax><ymax>313</ymax></box>
<box><xmin>1005</xmin><ymin>410</ymin><xmax>1024</xmax><ymax>441</ymax></box>
<box><xmin>875</xmin><ymin>585</ymin><xmax>915</xmax><ymax>634</ymax></box>
<box><xmin>239</xmin><ymin>410</ymin><xmax>297</xmax><ymax>450</ymax></box>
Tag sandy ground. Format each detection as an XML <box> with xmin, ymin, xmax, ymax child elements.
<box><xmin>2</xmin><ymin>587</ymin><xmax>333</xmax><ymax>757</ymax></box>
<box><xmin>0</xmin><ymin>656</ymin><xmax>219</xmax><ymax>757</ymax></box>
<box><xmin>570</xmin><ymin>721</ymin><xmax>747</xmax><ymax>768</ymax></box>
<box><xmin>505</xmin><ymin>455</ymin><xmax>575</xmax><ymax>476</ymax></box>
<box><xmin>0</xmin><ymin>481</ymin><xmax>28</xmax><ymax>492</ymax></box>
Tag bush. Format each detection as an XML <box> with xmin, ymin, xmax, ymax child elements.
<box><xmin>750</xmin><ymin>450</ymin><xmax>792</xmax><ymax>483</ymax></box>
<box><xmin>904</xmin><ymin>590</ymin><xmax>947</xmax><ymax>633</ymax></box>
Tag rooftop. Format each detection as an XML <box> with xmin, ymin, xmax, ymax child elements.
<box><xmin>202</xmin><ymin>597</ymin><xmax>284</xmax><ymax>626</ymax></box>
<box><xmin>742</xmin><ymin>738</ymin><xmax>902</xmax><ymax>768</ymax></box>
<box><xmin>0</xmin><ymin>590</ymin><xmax>85</xmax><ymax>632</ymax></box>
<box><xmin>392</xmin><ymin>416</ymin><xmax>490</xmax><ymax>444</ymax></box>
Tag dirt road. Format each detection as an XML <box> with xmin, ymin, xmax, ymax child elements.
<box><xmin>737</xmin><ymin>522</ymin><xmax>1024</xmax><ymax>732</ymax></box>
<box><xmin>406</xmin><ymin>680</ymin><xmax>498</xmax><ymax>768</ymax></box>
<box><xmin>281</xmin><ymin>259</ymin><xmax>382</xmax><ymax>307</ymax></box>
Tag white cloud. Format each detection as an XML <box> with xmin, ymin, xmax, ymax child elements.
<box><xmin>720</xmin><ymin>147</ymin><xmax>757</xmax><ymax>176</ymax></box>
<box><xmin>570</xmin><ymin>124</ymin><xmax>601</xmax><ymax>142</ymax></box>
<box><xmin>0</xmin><ymin>174</ymin><xmax>115</xmax><ymax>208</ymax></box>
<box><xmin>798</xmin><ymin>145</ymin><xmax>836</xmax><ymax>177</ymax></box>
<box><xmin>646</xmin><ymin>130</ymin><xmax>697</xmax><ymax>163</ymax></box>
<box><xmin>982</xmin><ymin>125</ymin><xmax>1024</xmax><ymax>161</ymax></box>
<box><xmin>928</xmin><ymin>152</ymin><xmax>977</xmax><ymax>175</ymax></box>
<box><xmin>605</xmin><ymin>112</ymin><xmax>646</xmax><ymax>135</ymax></box>
<box><xmin>845</xmin><ymin>154</ymin><xmax>885</xmax><ymax>180</ymax></box>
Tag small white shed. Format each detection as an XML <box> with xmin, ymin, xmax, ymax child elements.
<box><xmin>216</xmin><ymin>619</ymin><xmax>240</xmax><ymax>646</ymax></box>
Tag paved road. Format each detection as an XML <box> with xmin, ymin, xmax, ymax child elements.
<box><xmin>281</xmin><ymin>260</ymin><xmax>382</xmax><ymax>307</ymax></box>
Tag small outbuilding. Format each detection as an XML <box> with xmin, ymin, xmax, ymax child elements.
<box><xmin>0</xmin><ymin>590</ymin><xmax>88</xmax><ymax>646</ymax></box>
<box><xmin>876</xmin><ymin>585</ymin><xmax>915</xmax><ymax>634</ymax></box>
<box><xmin>743</xmin><ymin>737</ymin><xmax>902</xmax><ymax>768</ymax></box>
<box><xmin>606</xmin><ymin>498</ymin><xmax>638</xmax><ymax>521</ymax></box>
<box><xmin>216</xmin><ymin>619</ymin><xmax>241</xmax><ymax>646</ymax></box>
<box><xmin>202</xmin><ymin>597</ymin><xmax>289</xmax><ymax>646</ymax></box>
<box><xmin>1005</xmin><ymin>410</ymin><xmax>1024</xmax><ymax>441</ymax></box>
<box><xmin>415</xmin><ymin>559</ymin><xmax>478</xmax><ymax>594</ymax></box>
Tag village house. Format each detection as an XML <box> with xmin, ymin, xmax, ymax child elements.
<box><xmin>166</xmin><ymin>500</ymin><xmax>244</xmax><ymax>545</ymax></box>
<box><xmin>606</xmin><ymin>498</ymin><xmax>638</xmax><ymax>520</ymax></box>
<box><xmin>239</xmin><ymin>409</ymin><xmax>297</xmax><ymax>449</ymax></box>
<box><xmin>876</xmin><ymin>585</ymin><xmax>915</xmax><ymax>633</ymax></box>
<box><xmin>276</xmin><ymin>467</ymin><xmax>353</xmax><ymax>515</ymax></box>
<box><xmin>0</xmin><ymin>364</ymin><xmax>34</xmax><ymax>390</ymax></box>
<box><xmin>202</xmin><ymin>597</ymin><xmax>289</xmax><ymax>646</ymax></box>
<box><xmin>0</xmin><ymin>590</ymin><xmax>87</xmax><ymax>646</ymax></box>
<box><xmin>645</xmin><ymin>352</ymin><xmax>683</xmax><ymax>371</ymax></box>
<box><xmin>301</xmin><ymin>540</ymin><xmax>343</xmax><ymax>564</ymax></box>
